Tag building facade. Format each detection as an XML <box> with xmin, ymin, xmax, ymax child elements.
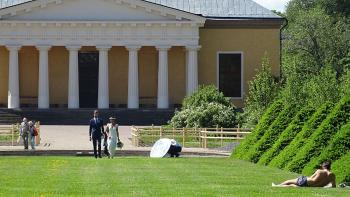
<box><xmin>0</xmin><ymin>0</ymin><xmax>284</xmax><ymax>109</ymax></box>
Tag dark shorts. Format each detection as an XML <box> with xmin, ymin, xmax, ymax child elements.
<box><xmin>296</xmin><ymin>176</ymin><xmax>308</xmax><ymax>187</ymax></box>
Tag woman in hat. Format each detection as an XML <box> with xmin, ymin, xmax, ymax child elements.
<box><xmin>105</xmin><ymin>117</ymin><xmax>120</xmax><ymax>158</ymax></box>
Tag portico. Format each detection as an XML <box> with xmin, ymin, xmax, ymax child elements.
<box><xmin>0</xmin><ymin>0</ymin><xmax>205</xmax><ymax>109</ymax></box>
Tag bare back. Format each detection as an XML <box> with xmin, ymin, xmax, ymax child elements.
<box><xmin>307</xmin><ymin>169</ymin><xmax>336</xmax><ymax>187</ymax></box>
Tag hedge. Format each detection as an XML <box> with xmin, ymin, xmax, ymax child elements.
<box><xmin>257</xmin><ymin>106</ymin><xmax>315</xmax><ymax>166</ymax></box>
<box><xmin>232</xmin><ymin>100</ymin><xmax>284</xmax><ymax>159</ymax></box>
<box><xmin>268</xmin><ymin>102</ymin><xmax>334</xmax><ymax>169</ymax></box>
<box><xmin>302</xmin><ymin>123</ymin><xmax>350</xmax><ymax>175</ymax></box>
<box><xmin>285</xmin><ymin>96</ymin><xmax>350</xmax><ymax>173</ymax></box>
<box><xmin>244</xmin><ymin>104</ymin><xmax>298</xmax><ymax>163</ymax></box>
<box><xmin>333</xmin><ymin>151</ymin><xmax>350</xmax><ymax>184</ymax></box>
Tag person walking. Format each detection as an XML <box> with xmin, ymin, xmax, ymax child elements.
<box><xmin>20</xmin><ymin>118</ymin><xmax>30</xmax><ymax>150</ymax></box>
<box><xmin>105</xmin><ymin>117</ymin><xmax>120</xmax><ymax>159</ymax></box>
<box><xmin>89</xmin><ymin>110</ymin><xmax>104</xmax><ymax>159</ymax></box>
<box><xmin>28</xmin><ymin>121</ymin><xmax>36</xmax><ymax>150</ymax></box>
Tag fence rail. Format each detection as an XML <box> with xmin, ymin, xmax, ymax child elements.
<box><xmin>131</xmin><ymin>126</ymin><xmax>252</xmax><ymax>148</ymax></box>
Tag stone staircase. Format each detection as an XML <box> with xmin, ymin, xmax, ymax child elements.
<box><xmin>0</xmin><ymin>108</ymin><xmax>175</xmax><ymax>125</ymax></box>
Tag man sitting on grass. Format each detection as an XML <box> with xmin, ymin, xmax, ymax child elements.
<box><xmin>272</xmin><ymin>161</ymin><xmax>336</xmax><ymax>188</ymax></box>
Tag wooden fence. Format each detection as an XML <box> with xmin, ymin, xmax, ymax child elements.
<box><xmin>0</xmin><ymin>122</ymin><xmax>41</xmax><ymax>146</ymax></box>
<box><xmin>131</xmin><ymin>126</ymin><xmax>251</xmax><ymax>148</ymax></box>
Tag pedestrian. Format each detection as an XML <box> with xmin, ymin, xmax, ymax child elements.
<box><xmin>89</xmin><ymin>110</ymin><xmax>104</xmax><ymax>159</ymax></box>
<box><xmin>28</xmin><ymin>121</ymin><xmax>37</xmax><ymax>150</ymax></box>
<box><xmin>105</xmin><ymin>117</ymin><xmax>120</xmax><ymax>159</ymax></box>
<box><xmin>20</xmin><ymin>118</ymin><xmax>29</xmax><ymax>150</ymax></box>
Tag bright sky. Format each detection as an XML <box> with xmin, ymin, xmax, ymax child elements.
<box><xmin>253</xmin><ymin>0</ymin><xmax>291</xmax><ymax>12</ymax></box>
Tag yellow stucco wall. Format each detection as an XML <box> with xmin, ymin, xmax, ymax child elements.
<box><xmin>169</xmin><ymin>47</ymin><xmax>186</xmax><ymax>105</ymax></box>
<box><xmin>199</xmin><ymin>28</ymin><xmax>281</xmax><ymax>107</ymax></box>
<box><xmin>49</xmin><ymin>46</ymin><xmax>69</xmax><ymax>105</ymax></box>
<box><xmin>109</xmin><ymin>47</ymin><xmax>128</xmax><ymax>106</ymax></box>
<box><xmin>19</xmin><ymin>46</ymin><xmax>39</xmax><ymax>105</ymax></box>
<box><xmin>0</xmin><ymin>47</ymin><xmax>9</xmax><ymax>106</ymax></box>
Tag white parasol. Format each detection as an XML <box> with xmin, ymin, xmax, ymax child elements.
<box><xmin>150</xmin><ymin>138</ymin><xmax>172</xmax><ymax>158</ymax></box>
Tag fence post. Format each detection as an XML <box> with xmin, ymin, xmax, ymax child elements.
<box><xmin>204</xmin><ymin>128</ymin><xmax>207</xmax><ymax>149</ymax></box>
<box><xmin>182</xmin><ymin>128</ymin><xmax>185</xmax><ymax>148</ymax></box>
<box><xmin>221</xmin><ymin>127</ymin><xmax>223</xmax><ymax>147</ymax></box>
<box><xmin>160</xmin><ymin>126</ymin><xmax>163</xmax><ymax>138</ymax></box>
<box><xmin>11</xmin><ymin>124</ymin><xmax>14</xmax><ymax>146</ymax></box>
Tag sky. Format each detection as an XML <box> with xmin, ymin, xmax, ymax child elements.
<box><xmin>253</xmin><ymin>0</ymin><xmax>291</xmax><ymax>12</ymax></box>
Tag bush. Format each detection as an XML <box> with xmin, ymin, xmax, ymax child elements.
<box><xmin>333</xmin><ymin>151</ymin><xmax>350</xmax><ymax>184</ymax></box>
<box><xmin>340</xmin><ymin>69</ymin><xmax>350</xmax><ymax>97</ymax></box>
<box><xmin>232</xmin><ymin>100</ymin><xmax>284</xmax><ymax>159</ymax></box>
<box><xmin>170</xmin><ymin>85</ymin><xmax>236</xmax><ymax>128</ymax></box>
<box><xmin>268</xmin><ymin>102</ymin><xmax>334</xmax><ymax>169</ymax></box>
<box><xmin>285</xmin><ymin>96</ymin><xmax>350</xmax><ymax>173</ymax></box>
<box><xmin>302</xmin><ymin>123</ymin><xmax>350</xmax><ymax>175</ymax></box>
<box><xmin>242</xmin><ymin>55</ymin><xmax>280</xmax><ymax>126</ymax></box>
<box><xmin>257</xmin><ymin>106</ymin><xmax>315</xmax><ymax>166</ymax></box>
<box><xmin>245</xmin><ymin>104</ymin><xmax>298</xmax><ymax>163</ymax></box>
<box><xmin>182</xmin><ymin>85</ymin><xmax>232</xmax><ymax>109</ymax></box>
<box><xmin>170</xmin><ymin>103</ymin><xmax>236</xmax><ymax>128</ymax></box>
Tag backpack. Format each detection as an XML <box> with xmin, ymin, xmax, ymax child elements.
<box><xmin>33</xmin><ymin>127</ymin><xmax>38</xmax><ymax>136</ymax></box>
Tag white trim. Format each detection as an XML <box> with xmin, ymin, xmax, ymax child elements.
<box><xmin>216</xmin><ymin>51</ymin><xmax>244</xmax><ymax>100</ymax></box>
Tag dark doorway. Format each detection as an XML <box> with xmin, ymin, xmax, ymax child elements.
<box><xmin>79</xmin><ymin>52</ymin><xmax>99</xmax><ymax>108</ymax></box>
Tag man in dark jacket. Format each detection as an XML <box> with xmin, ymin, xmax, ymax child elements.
<box><xmin>89</xmin><ymin>110</ymin><xmax>104</xmax><ymax>158</ymax></box>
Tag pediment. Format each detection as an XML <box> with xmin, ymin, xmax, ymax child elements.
<box><xmin>0</xmin><ymin>0</ymin><xmax>205</xmax><ymax>22</ymax></box>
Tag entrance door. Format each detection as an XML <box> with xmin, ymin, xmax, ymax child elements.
<box><xmin>79</xmin><ymin>52</ymin><xmax>99</xmax><ymax>108</ymax></box>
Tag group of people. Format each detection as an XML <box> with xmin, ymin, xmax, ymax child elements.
<box><xmin>89</xmin><ymin>110</ymin><xmax>122</xmax><ymax>159</ymax></box>
<box><xmin>19</xmin><ymin>118</ymin><xmax>38</xmax><ymax>150</ymax></box>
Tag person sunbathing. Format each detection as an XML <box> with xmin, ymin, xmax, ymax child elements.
<box><xmin>272</xmin><ymin>161</ymin><xmax>336</xmax><ymax>188</ymax></box>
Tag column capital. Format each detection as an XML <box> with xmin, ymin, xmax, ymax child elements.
<box><xmin>156</xmin><ymin>45</ymin><xmax>172</xmax><ymax>51</ymax></box>
<box><xmin>126</xmin><ymin>45</ymin><xmax>141</xmax><ymax>51</ymax></box>
<box><xmin>36</xmin><ymin>45</ymin><xmax>52</xmax><ymax>51</ymax></box>
<box><xmin>96</xmin><ymin>45</ymin><xmax>112</xmax><ymax>51</ymax></box>
<box><xmin>6</xmin><ymin>45</ymin><xmax>21</xmax><ymax>51</ymax></box>
<box><xmin>66</xmin><ymin>45</ymin><xmax>81</xmax><ymax>51</ymax></box>
<box><xmin>186</xmin><ymin>45</ymin><xmax>201</xmax><ymax>51</ymax></box>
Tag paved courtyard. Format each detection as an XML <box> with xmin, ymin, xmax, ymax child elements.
<box><xmin>0</xmin><ymin>125</ymin><xmax>230</xmax><ymax>156</ymax></box>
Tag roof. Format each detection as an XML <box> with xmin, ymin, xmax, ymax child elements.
<box><xmin>0</xmin><ymin>0</ymin><xmax>281</xmax><ymax>19</ymax></box>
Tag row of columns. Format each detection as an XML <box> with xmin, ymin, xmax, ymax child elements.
<box><xmin>6</xmin><ymin>45</ymin><xmax>200</xmax><ymax>109</ymax></box>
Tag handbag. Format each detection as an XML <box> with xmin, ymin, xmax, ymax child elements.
<box><xmin>33</xmin><ymin>127</ymin><xmax>38</xmax><ymax>136</ymax></box>
<box><xmin>117</xmin><ymin>140</ymin><xmax>123</xmax><ymax>148</ymax></box>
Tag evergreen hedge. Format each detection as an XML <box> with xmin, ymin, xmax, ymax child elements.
<box><xmin>285</xmin><ymin>96</ymin><xmax>350</xmax><ymax>173</ymax></box>
<box><xmin>268</xmin><ymin>102</ymin><xmax>333</xmax><ymax>169</ymax></box>
<box><xmin>333</xmin><ymin>151</ymin><xmax>350</xmax><ymax>184</ymax></box>
<box><xmin>257</xmin><ymin>106</ymin><xmax>315</xmax><ymax>166</ymax></box>
<box><xmin>232</xmin><ymin>100</ymin><xmax>284</xmax><ymax>159</ymax></box>
<box><xmin>245</xmin><ymin>104</ymin><xmax>298</xmax><ymax>163</ymax></box>
<box><xmin>302</xmin><ymin>123</ymin><xmax>350</xmax><ymax>175</ymax></box>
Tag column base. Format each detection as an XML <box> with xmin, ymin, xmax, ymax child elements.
<box><xmin>38</xmin><ymin>96</ymin><xmax>50</xmax><ymax>109</ymax></box>
<box><xmin>128</xmin><ymin>97</ymin><xmax>139</xmax><ymax>109</ymax></box>
<box><xmin>157</xmin><ymin>96</ymin><xmax>169</xmax><ymax>109</ymax></box>
<box><xmin>8</xmin><ymin>96</ymin><xmax>20</xmax><ymax>109</ymax></box>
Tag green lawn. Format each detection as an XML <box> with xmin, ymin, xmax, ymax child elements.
<box><xmin>0</xmin><ymin>157</ymin><xmax>349</xmax><ymax>197</ymax></box>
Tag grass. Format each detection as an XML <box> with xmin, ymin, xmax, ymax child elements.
<box><xmin>0</xmin><ymin>157</ymin><xmax>349</xmax><ymax>196</ymax></box>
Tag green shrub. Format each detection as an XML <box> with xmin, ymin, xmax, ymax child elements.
<box><xmin>242</xmin><ymin>55</ymin><xmax>280</xmax><ymax>126</ymax></box>
<box><xmin>232</xmin><ymin>100</ymin><xmax>284</xmax><ymax>159</ymax></box>
<box><xmin>182</xmin><ymin>85</ymin><xmax>232</xmax><ymax>109</ymax></box>
<box><xmin>333</xmin><ymin>151</ymin><xmax>350</xmax><ymax>184</ymax></box>
<box><xmin>269</xmin><ymin>102</ymin><xmax>334</xmax><ymax>169</ymax></box>
<box><xmin>170</xmin><ymin>103</ymin><xmax>236</xmax><ymax>128</ymax></box>
<box><xmin>340</xmin><ymin>69</ymin><xmax>350</xmax><ymax>97</ymax></box>
<box><xmin>302</xmin><ymin>123</ymin><xmax>350</xmax><ymax>175</ymax></box>
<box><xmin>170</xmin><ymin>85</ymin><xmax>236</xmax><ymax>128</ymax></box>
<box><xmin>245</xmin><ymin>104</ymin><xmax>298</xmax><ymax>163</ymax></box>
<box><xmin>257</xmin><ymin>106</ymin><xmax>315</xmax><ymax>166</ymax></box>
<box><xmin>285</xmin><ymin>96</ymin><xmax>350</xmax><ymax>173</ymax></box>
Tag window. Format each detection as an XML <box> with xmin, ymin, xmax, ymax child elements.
<box><xmin>218</xmin><ymin>52</ymin><xmax>243</xmax><ymax>98</ymax></box>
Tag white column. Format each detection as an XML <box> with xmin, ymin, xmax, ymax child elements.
<box><xmin>156</xmin><ymin>46</ymin><xmax>171</xmax><ymax>109</ymax></box>
<box><xmin>37</xmin><ymin>45</ymin><xmax>51</xmax><ymax>109</ymax></box>
<box><xmin>186</xmin><ymin>46</ymin><xmax>201</xmax><ymax>95</ymax></box>
<box><xmin>126</xmin><ymin>46</ymin><xmax>141</xmax><ymax>109</ymax></box>
<box><xmin>66</xmin><ymin>46</ymin><xmax>81</xmax><ymax>109</ymax></box>
<box><xmin>97</xmin><ymin>46</ymin><xmax>111</xmax><ymax>109</ymax></box>
<box><xmin>6</xmin><ymin>45</ymin><xmax>21</xmax><ymax>109</ymax></box>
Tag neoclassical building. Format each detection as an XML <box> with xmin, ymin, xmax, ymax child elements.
<box><xmin>0</xmin><ymin>0</ymin><xmax>284</xmax><ymax>109</ymax></box>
